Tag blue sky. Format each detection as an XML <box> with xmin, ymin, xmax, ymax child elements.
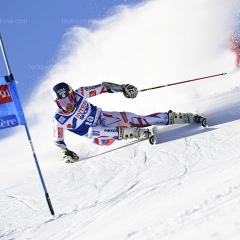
<box><xmin>0</xmin><ymin>0</ymin><xmax>145</xmax><ymax>104</ymax></box>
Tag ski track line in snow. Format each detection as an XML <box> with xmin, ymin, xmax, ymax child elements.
<box><xmin>1</xmin><ymin>173</ymin><xmax>145</xmax><ymax>238</ymax></box>
<box><xmin>124</xmin><ymin>183</ymin><xmax>240</xmax><ymax>240</ymax></box>
<box><xmin>5</xmin><ymin>194</ymin><xmax>40</xmax><ymax>211</ymax></box>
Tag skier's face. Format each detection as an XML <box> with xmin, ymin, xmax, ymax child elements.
<box><xmin>57</xmin><ymin>92</ymin><xmax>76</xmax><ymax>113</ymax></box>
<box><xmin>63</xmin><ymin>101</ymin><xmax>75</xmax><ymax>113</ymax></box>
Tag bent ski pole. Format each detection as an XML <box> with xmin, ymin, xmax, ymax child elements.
<box><xmin>138</xmin><ymin>72</ymin><xmax>227</xmax><ymax>92</ymax></box>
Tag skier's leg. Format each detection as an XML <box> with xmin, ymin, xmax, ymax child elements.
<box><xmin>99</xmin><ymin>111</ymin><xmax>168</xmax><ymax>127</ymax></box>
<box><xmin>236</xmin><ymin>52</ymin><xmax>240</xmax><ymax>67</ymax></box>
<box><xmin>88</xmin><ymin>126</ymin><xmax>118</xmax><ymax>146</ymax></box>
<box><xmin>88</xmin><ymin>126</ymin><xmax>151</xmax><ymax>145</ymax></box>
<box><xmin>97</xmin><ymin>110</ymin><xmax>203</xmax><ymax>130</ymax></box>
<box><xmin>92</xmin><ymin>138</ymin><xmax>116</xmax><ymax>146</ymax></box>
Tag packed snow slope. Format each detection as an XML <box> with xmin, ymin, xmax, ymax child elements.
<box><xmin>1</xmin><ymin>0</ymin><xmax>240</xmax><ymax>239</ymax></box>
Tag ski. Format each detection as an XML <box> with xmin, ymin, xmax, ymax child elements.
<box><xmin>148</xmin><ymin>115</ymin><xmax>207</xmax><ymax>145</ymax></box>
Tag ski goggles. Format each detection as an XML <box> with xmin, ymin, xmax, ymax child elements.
<box><xmin>56</xmin><ymin>92</ymin><xmax>76</xmax><ymax>108</ymax></box>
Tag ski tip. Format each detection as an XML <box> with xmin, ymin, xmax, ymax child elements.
<box><xmin>201</xmin><ymin>118</ymin><xmax>207</xmax><ymax>127</ymax></box>
<box><xmin>149</xmin><ymin>135</ymin><xmax>155</xmax><ymax>145</ymax></box>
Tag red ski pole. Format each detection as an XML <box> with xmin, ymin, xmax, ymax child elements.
<box><xmin>138</xmin><ymin>72</ymin><xmax>227</xmax><ymax>92</ymax></box>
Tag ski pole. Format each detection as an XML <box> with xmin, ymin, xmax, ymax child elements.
<box><xmin>0</xmin><ymin>34</ymin><xmax>55</xmax><ymax>217</ymax></box>
<box><xmin>138</xmin><ymin>72</ymin><xmax>227</xmax><ymax>92</ymax></box>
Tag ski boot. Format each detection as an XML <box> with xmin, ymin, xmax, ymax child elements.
<box><xmin>167</xmin><ymin>110</ymin><xmax>207</xmax><ymax>127</ymax></box>
<box><xmin>118</xmin><ymin>127</ymin><xmax>152</xmax><ymax>140</ymax></box>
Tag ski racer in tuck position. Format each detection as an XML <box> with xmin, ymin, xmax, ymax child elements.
<box><xmin>52</xmin><ymin>82</ymin><xmax>204</xmax><ymax>163</ymax></box>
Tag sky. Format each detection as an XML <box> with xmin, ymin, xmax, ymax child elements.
<box><xmin>0</xmin><ymin>0</ymin><xmax>145</xmax><ymax>104</ymax></box>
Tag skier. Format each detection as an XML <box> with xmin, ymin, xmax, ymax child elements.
<box><xmin>228</xmin><ymin>19</ymin><xmax>240</xmax><ymax>67</ymax></box>
<box><xmin>229</xmin><ymin>32</ymin><xmax>240</xmax><ymax>67</ymax></box>
<box><xmin>52</xmin><ymin>82</ymin><xmax>202</xmax><ymax>163</ymax></box>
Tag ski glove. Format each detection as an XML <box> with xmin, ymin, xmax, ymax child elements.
<box><xmin>102</xmin><ymin>82</ymin><xmax>138</xmax><ymax>98</ymax></box>
<box><xmin>62</xmin><ymin>149</ymin><xmax>79</xmax><ymax>164</ymax></box>
<box><xmin>121</xmin><ymin>84</ymin><xmax>138</xmax><ymax>99</ymax></box>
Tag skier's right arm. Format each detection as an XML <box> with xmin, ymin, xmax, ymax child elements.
<box><xmin>76</xmin><ymin>82</ymin><xmax>138</xmax><ymax>99</ymax></box>
<box><xmin>52</xmin><ymin>119</ymin><xmax>79</xmax><ymax>163</ymax></box>
<box><xmin>102</xmin><ymin>82</ymin><xmax>138</xmax><ymax>98</ymax></box>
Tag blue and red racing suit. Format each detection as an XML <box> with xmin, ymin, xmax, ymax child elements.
<box><xmin>52</xmin><ymin>83</ymin><xmax>168</xmax><ymax>151</ymax></box>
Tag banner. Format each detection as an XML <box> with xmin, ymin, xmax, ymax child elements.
<box><xmin>0</xmin><ymin>75</ymin><xmax>26</xmax><ymax>130</ymax></box>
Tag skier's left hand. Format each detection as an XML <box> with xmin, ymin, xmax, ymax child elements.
<box><xmin>62</xmin><ymin>149</ymin><xmax>79</xmax><ymax>163</ymax></box>
<box><xmin>121</xmin><ymin>84</ymin><xmax>138</xmax><ymax>98</ymax></box>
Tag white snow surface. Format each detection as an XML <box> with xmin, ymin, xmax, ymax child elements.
<box><xmin>1</xmin><ymin>0</ymin><xmax>240</xmax><ymax>239</ymax></box>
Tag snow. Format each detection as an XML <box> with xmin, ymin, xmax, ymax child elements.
<box><xmin>1</xmin><ymin>0</ymin><xmax>240</xmax><ymax>239</ymax></box>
